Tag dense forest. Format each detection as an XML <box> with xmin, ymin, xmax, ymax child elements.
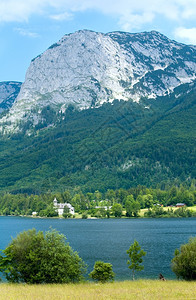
<box><xmin>0</xmin><ymin>81</ymin><xmax>195</xmax><ymax>194</ymax></box>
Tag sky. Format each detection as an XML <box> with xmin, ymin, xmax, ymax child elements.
<box><xmin>0</xmin><ymin>0</ymin><xmax>196</xmax><ymax>82</ymax></box>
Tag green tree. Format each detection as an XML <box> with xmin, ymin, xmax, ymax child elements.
<box><xmin>112</xmin><ymin>203</ymin><xmax>122</xmax><ymax>217</ymax></box>
<box><xmin>0</xmin><ymin>228</ymin><xmax>86</xmax><ymax>283</ymax></box>
<box><xmin>89</xmin><ymin>261</ymin><xmax>115</xmax><ymax>283</ymax></box>
<box><xmin>131</xmin><ymin>201</ymin><xmax>140</xmax><ymax>217</ymax></box>
<box><xmin>95</xmin><ymin>208</ymin><xmax>107</xmax><ymax>218</ymax></box>
<box><xmin>62</xmin><ymin>191</ymin><xmax>72</xmax><ymax>202</ymax></box>
<box><xmin>86</xmin><ymin>192</ymin><xmax>94</xmax><ymax>201</ymax></box>
<box><xmin>127</xmin><ymin>240</ymin><xmax>146</xmax><ymax>280</ymax></box>
<box><xmin>63</xmin><ymin>206</ymin><xmax>71</xmax><ymax>218</ymax></box>
<box><xmin>125</xmin><ymin>199</ymin><xmax>132</xmax><ymax>217</ymax></box>
<box><xmin>72</xmin><ymin>193</ymin><xmax>88</xmax><ymax>212</ymax></box>
<box><xmin>94</xmin><ymin>190</ymin><xmax>102</xmax><ymax>202</ymax></box>
<box><xmin>143</xmin><ymin>194</ymin><xmax>153</xmax><ymax>208</ymax></box>
<box><xmin>46</xmin><ymin>207</ymin><xmax>59</xmax><ymax>217</ymax></box>
<box><xmin>125</xmin><ymin>199</ymin><xmax>140</xmax><ymax>217</ymax></box>
<box><xmin>136</xmin><ymin>195</ymin><xmax>145</xmax><ymax>209</ymax></box>
<box><xmin>116</xmin><ymin>188</ymin><xmax>128</xmax><ymax>205</ymax></box>
<box><xmin>171</xmin><ymin>237</ymin><xmax>196</xmax><ymax>280</ymax></box>
<box><xmin>126</xmin><ymin>195</ymin><xmax>134</xmax><ymax>202</ymax></box>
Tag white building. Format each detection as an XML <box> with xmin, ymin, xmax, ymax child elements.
<box><xmin>53</xmin><ymin>198</ymin><xmax>75</xmax><ymax>216</ymax></box>
<box><xmin>95</xmin><ymin>206</ymin><xmax>112</xmax><ymax>210</ymax></box>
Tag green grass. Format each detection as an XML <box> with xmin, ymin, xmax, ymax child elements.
<box><xmin>139</xmin><ymin>208</ymin><xmax>148</xmax><ymax>217</ymax></box>
<box><xmin>139</xmin><ymin>206</ymin><xmax>196</xmax><ymax>217</ymax></box>
<box><xmin>0</xmin><ymin>280</ymin><xmax>195</xmax><ymax>299</ymax></box>
<box><xmin>190</xmin><ymin>206</ymin><xmax>196</xmax><ymax>212</ymax></box>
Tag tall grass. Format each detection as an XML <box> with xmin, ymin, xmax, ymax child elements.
<box><xmin>0</xmin><ymin>280</ymin><xmax>195</xmax><ymax>300</ymax></box>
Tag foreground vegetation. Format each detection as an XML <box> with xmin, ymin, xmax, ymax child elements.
<box><xmin>0</xmin><ymin>280</ymin><xmax>196</xmax><ymax>300</ymax></box>
<box><xmin>1</xmin><ymin>229</ymin><xmax>195</xmax><ymax>284</ymax></box>
<box><xmin>0</xmin><ymin>229</ymin><xmax>86</xmax><ymax>284</ymax></box>
<box><xmin>0</xmin><ymin>231</ymin><xmax>195</xmax><ymax>299</ymax></box>
<box><xmin>172</xmin><ymin>237</ymin><xmax>196</xmax><ymax>280</ymax></box>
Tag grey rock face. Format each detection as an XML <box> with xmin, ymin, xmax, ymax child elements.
<box><xmin>1</xmin><ymin>30</ymin><xmax>196</xmax><ymax>132</ymax></box>
<box><xmin>0</xmin><ymin>81</ymin><xmax>22</xmax><ymax>113</ymax></box>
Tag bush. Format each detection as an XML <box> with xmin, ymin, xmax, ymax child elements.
<box><xmin>174</xmin><ymin>207</ymin><xmax>192</xmax><ymax>217</ymax></box>
<box><xmin>171</xmin><ymin>237</ymin><xmax>196</xmax><ymax>280</ymax></box>
<box><xmin>0</xmin><ymin>228</ymin><xmax>86</xmax><ymax>283</ymax></box>
<box><xmin>82</xmin><ymin>212</ymin><xmax>88</xmax><ymax>219</ymax></box>
<box><xmin>89</xmin><ymin>261</ymin><xmax>115</xmax><ymax>283</ymax></box>
<box><xmin>144</xmin><ymin>206</ymin><xmax>167</xmax><ymax>218</ymax></box>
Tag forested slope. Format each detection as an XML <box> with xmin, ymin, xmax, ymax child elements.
<box><xmin>0</xmin><ymin>82</ymin><xmax>195</xmax><ymax>193</ymax></box>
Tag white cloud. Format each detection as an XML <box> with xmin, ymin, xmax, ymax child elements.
<box><xmin>14</xmin><ymin>27</ymin><xmax>39</xmax><ymax>38</ymax></box>
<box><xmin>50</xmin><ymin>12</ymin><xmax>73</xmax><ymax>21</ymax></box>
<box><xmin>0</xmin><ymin>0</ymin><xmax>45</xmax><ymax>22</ymax></box>
<box><xmin>176</xmin><ymin>0</ymin><xmax>196</xmax><ymax>19</ymax></box>
<box><xmin>118</xmin><ymin>11</ymin><xmax>154</xmax><ymax>31</ymax></box>
<box><xmin>0</xmin><ymin>0</ymin><xmax>196</xmax><ymax>32</ymax></box>
<box><xmin>174</xmin><ymin>27</ymin><xmax>196</xmax><ymax>45</ymax></box>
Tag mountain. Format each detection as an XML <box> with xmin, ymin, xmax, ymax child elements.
<box><xmin>0</xmin><ymin>30</ymin><xmax>195</xmax><ymax>193</ymax></box>
<box><xmin>0</xmin><ymin>30</ymin><xmax>196</xmax><ymax>133</ymax></box>
<box><xmin>0</xmin><ymin>81</ymin><xmax>22</xmax><ymax>114</ymax></box>
<box><xmin>0</xmin><ymin>80</ymin><xmax>195</xmax><ymax>194</ymax></box>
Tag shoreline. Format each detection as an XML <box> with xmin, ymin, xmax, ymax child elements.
<box><xmin>0</xmin><ymin>214</ymin><xmax>196</xmax><ymax>220</ymax></box>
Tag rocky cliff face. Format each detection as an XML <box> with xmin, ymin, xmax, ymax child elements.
<box><xmin>0</xmin><ymin>30</ymin><xmax>196</xmax><ymax>132</ymax></box>
<box><xmin>0</xmin><ymin>81</ymin><xmax>22</xmax><ymax>113</ymax></box>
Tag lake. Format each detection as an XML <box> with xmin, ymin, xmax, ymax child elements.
<box><xmin>0</xmin><ymin>217</ymin><xmax>195</xmax><ymax>280</ymax></box>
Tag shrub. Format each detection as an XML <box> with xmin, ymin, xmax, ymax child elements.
<box><xmin>171</xmin><ymin>237</ymin><xmax>196</xmax><ymax>280</ymax></box>
<box><xmin>0</xmin><ymin>228</ymin><xmax>86</xmax><ymax>283</ymax></box>
<box><xmin>174</xmin><ymin>207</ymin><xmax>192</xmax><ymax>217</ymax></box>
<box><xmin>82</xmin><ymin>212</ymin><xmax>88</xmax><ymax>219</ymax></box>
<box><xmin>89</xmin><ymin>261</ymin><xmax>115</xmax><ymax>283</ymax></box>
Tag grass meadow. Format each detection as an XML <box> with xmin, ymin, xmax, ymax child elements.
<box><xmin>139</xmin><ymin>206</ymin><xmax>196</xmax><ymax>217</ymax></box>
<box><xmin>0</xmin><ymin>280</ymin><xmax>195</xmax><ymax>300</ymax></box>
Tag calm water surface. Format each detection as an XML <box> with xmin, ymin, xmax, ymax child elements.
<box><xmin>0</xmin><ymin>217</ymin><xmax>195</xmax><ymax>280</ymax></box>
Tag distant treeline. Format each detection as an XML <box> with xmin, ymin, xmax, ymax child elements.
<box><xmin>0</xmin><ymin>182</ymin><xmax>195</xmax><ymax>217</ymax></box>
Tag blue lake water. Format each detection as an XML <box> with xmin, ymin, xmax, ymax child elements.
<box><xmin>0</xmin><ymin>216</ymin><xmax>195</xmax><ymax>280</ymax></box>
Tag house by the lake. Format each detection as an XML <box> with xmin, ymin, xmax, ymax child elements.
<box><xmin>175</xmin><ymin>203</ymin><xmax>186</xmax><ymax>207</ymax></box>
<box><xmin>53</xmin><ymin>198</ymin><xmax>75</xmax><ymax>216</ymax></box>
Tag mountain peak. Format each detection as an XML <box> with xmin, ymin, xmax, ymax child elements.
<box><xmin>0</xmin><ymin>30</ymin><xmax>196</xmax><ymax>134</ymax></box>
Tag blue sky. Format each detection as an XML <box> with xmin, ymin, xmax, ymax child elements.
<box><xmin>0</xmin><ymin>0</ymin><xmax>196</xmax><ymax>82</ymax></box>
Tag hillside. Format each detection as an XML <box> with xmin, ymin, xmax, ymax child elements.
<box><xmin>0</xmin><ymin>81</ymin><xmax>195</xmax><ymax>193</ymax></box>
